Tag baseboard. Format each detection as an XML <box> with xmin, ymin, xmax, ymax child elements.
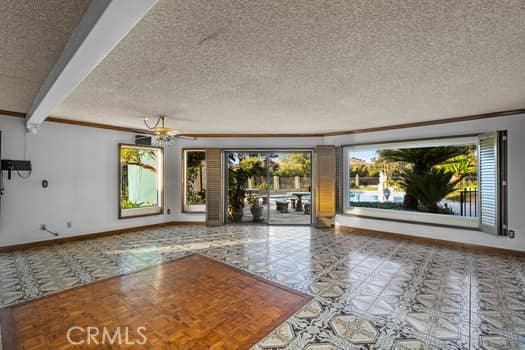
<box><xmin>0</xmin><ymin>221</ymin><xmax>204</xmax><ymax>253</ymax></box>
<box><xmin>334</xmin><ymin>224</ymin><xmax>525</xmax><ymax>257</ymax></box>
<box><xmin>5</xmin><ymin>222</ymin><xmax>521</xmax><ymax>257</ymax></box>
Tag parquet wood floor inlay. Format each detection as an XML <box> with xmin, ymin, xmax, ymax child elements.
<box><xmin>0</xmin><ymin>254</ymin><xmax>311</xmax><ymax>349</ymax></box>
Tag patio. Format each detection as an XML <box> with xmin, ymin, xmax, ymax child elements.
<box><xmin>231</xmin><ymin>196</ymin><xmax>312</xmax><ymax>225</ymax></box>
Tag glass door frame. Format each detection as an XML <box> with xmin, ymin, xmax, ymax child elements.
<box><xmin>223</xmin><ymin>148</ymin><xmax>314</xmax><ymax>226</ymax></box>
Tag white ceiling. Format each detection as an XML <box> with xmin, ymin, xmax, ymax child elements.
<box><xmin>0</xmin><ymin>0</ymin><xmax>91</xmax><ymax>113</ymax></box>
<box><xmin>4</xmin><ymin>0</ymin><xmax>525</xmax><ymax>133</ymax></box>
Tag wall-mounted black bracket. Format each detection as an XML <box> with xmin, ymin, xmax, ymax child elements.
<box><xmin>135</xmin><ymin>135</ymin><xmax>152</xmax><ymax>145</ymax></box>
<box><xmin>1</xmin><ymin>160</ymin><xmax>32</xmax><ymax>180</ymax></box>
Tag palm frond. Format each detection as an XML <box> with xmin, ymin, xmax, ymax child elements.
<box><xmin>401</xmin><ymin>168</ymin><xmax>456</xmax><ymax>213</ymax></box>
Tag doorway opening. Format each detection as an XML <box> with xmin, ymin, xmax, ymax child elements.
<box><xmin>225</xmin><ymin>150</ymin><xmax>312</xmax><ymax>225</ymax></box>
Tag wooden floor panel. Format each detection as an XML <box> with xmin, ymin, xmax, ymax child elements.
<box><xmin>0</xmin><ymin>254</ymin><xmax>311</xmax><ymax>349</ymax></box>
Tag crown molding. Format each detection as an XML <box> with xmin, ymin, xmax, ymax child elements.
<box><xmin>1</xmin><ymin>108</ymin><xmax>524</xmax><ymax>137</ymax></box>
<box><xmin>0</xmin><ymin>109</ymin><xmax>26</xmax><ymax>118</ymax></box>
<box><xmin>323</xmin><ymin>109</ymin><xmax>525</xmax><ymax>136</ymax></box>
<box><xmin>46</xmin><ymin>116</ymin><xmax>152</xmax><ymax>134</ymax></box>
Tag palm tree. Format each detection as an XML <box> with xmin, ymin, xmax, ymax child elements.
<box><xmin>436</xmin><ymin>151</ymin><xmax>476</xmax><ymax>185</ymax></box>
<box><xmin>379</xmin><ymin>146</ymin><xmax>466</xmax><ymax>209</ymax></box>
<box><xmin>400</xmin><ymin>168</ymin><xmax>456</xmax><ymax>213</ymax></box>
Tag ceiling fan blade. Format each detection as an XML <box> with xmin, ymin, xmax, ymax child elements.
<box><xmin>172</xmin><ymin>135</ymin><xmax>197</xmax><ymax>140</ymax></box>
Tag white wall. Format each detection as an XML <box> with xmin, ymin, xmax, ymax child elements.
<box><xmin>0</xmin><ymin>116</ymin><xmax>171</xmax><ymax>246</ymax></box>
<box><xmin>0</xmin><ymin>115</ymin><xmax>322</xmax><ymax>246</ymax></box>
<box><xmin>326</xmin><ymin>114</ymin><xmax>525</xmax><ymax>251</ymax></box>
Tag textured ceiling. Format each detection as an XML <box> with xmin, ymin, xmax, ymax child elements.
<box><xmin>0</xmin><ymin>0</ymin><xmax>91</xmax><ymax>113</ymax></box>
<box><xmin>47</xmin><ymin>1</ymin><xmax>525</xmax><ymax>132</ymax></box>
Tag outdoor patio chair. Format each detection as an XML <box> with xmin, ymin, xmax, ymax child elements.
<box><xmin>276</xmin><ymin>200</ymin><xmax>289</xmax><ymax>213</ymax></box>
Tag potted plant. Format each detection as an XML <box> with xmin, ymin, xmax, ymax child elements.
<box><xmin>228</xmin><ymin>166</ymin><xmax>247</xmax><ymax>222</ymax></box>
<box><xmin>247</xmin><ymin>193</ymin><xmax>264</xmax><ymax>222</ymax></box>
<box><xmin>257</xmin><ymin>182</ymin><xmax>269</xmax><ymax>204</ymax></box>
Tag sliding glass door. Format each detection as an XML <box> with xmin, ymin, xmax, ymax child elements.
<box><xmin>267</xmin><ymin>152</ymin><xmax>312</xmax><ymax>225</ymax></box>
<box><xmin>225</xmin><ymin>150</ymin><xmax>312</xmax><ymax>225</ymax></box>
<box><xmin>225</xmin><ymin>151</ymin><xmax>269</xmax><ymax>224</ymax></box>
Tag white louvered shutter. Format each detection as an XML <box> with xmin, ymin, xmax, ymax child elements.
<box><xmin>479</xmin><ymin>133</ymin><xmax>498</xmax><ymax>234</ymax></box>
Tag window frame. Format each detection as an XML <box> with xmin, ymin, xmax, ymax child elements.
<box><xmin>342</xmin><ymin>135</ymin><xmax>481</xmax><ymax>229</ymax></box>
<box><xmin>118</xmin><ymin>143</ymin><xmax>164</xmax><ymax>219</ymax></box>
<box><xmin>182</xmin><ymin>149</ymin><xmax>207</xmax><ymax>213</ymax></box>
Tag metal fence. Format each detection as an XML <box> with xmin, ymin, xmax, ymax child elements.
<box><xmin>459</xmin><ymin>189</ymin><xmax>477</xmax><ymax>217</ymax></box>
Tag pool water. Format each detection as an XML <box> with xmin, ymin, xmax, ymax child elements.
<box><xmin>268</xmin><ymin>194</ymin><xmax>312</xmax><ymax>202</ymax></box>
<box><xmin>350</xmin><ymin>191</ymin><xmax>405</xmax><ymax>203</ymax></box>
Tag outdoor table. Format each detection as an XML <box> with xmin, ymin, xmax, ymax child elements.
<box><xmin>291</xmin><ymin>192</ymin><xmax>310</xmax><ymax>211</ymax></box>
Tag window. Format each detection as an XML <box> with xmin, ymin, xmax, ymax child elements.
<box><xmin>344</xmin><ymin>134</ymin><xmax>507</xmax><ymax>232</ymax></box>
<box><xmin>119</xmin><ymin>144</ymin><xmax>163</xmax><ymax>218</ymax></box>
<box><xmin>183</xmin><ymin>150</ymin><xmax>206</xmax><ymax>212</ymax></box>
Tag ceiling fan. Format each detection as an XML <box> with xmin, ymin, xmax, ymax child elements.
<box><xmin>143</xmin><ymin>115</ymin><xmax>196</xmax><ymax>146</ymax></box>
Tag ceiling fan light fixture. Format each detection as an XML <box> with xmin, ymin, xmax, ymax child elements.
<box><xmin>153</xmin><ymin>135</ymin><xmax>178</xmax><ymax>147</ymax></box>
<box><xmin>142</xmin><ymin>115</ymin><xmax>196</xmax><ymax>146</ymax></box>
<box><xmin>153</xmin><ymin>126</ymin><xmax>172</xmax><ymax>135</ymax></box>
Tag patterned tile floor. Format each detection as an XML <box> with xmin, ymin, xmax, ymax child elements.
<box><xmin>0</xmin><ymin>225</ymin><xmax>524</xmax><ymax>349</ymax></box>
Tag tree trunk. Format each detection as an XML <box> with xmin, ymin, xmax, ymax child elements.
<box><xmin>403</xmin><ymin>195</ymin><xmax>419</xmax><ymax>210</ymax></box>
<box><xmin>426</xmin><ymin>202</ymin><xmax>440</xmax><ymax>213</ymax></box>
<box><xmin>402</xmin><ymin>162</ymin><xmax>425</xmax><ymax>210</ymax></box>
<box><xmin>449</xmin><ymin>174</ymin><xmax>465</xmax><ymax>186</ymax></box>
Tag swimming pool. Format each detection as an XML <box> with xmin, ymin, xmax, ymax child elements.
<box><xmin>350</xmin><ymin>191</ymin><xmax>405</xmax><ymax>203</ymax></box>
<box><xmin>268</xmin><ymin>194</ymin><xmax>312</xmax><ymax>201</ymax></box>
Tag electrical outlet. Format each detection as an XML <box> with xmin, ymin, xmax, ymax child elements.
<box><xmin>167</xmin><ymin>208</ymin><xmax>171</xmax><ymax>215</ymax></box>
<box><xmin>66</xmin><ymin>221</ymin><xmax>72</xmax><ymax>228</ymax></box>
<box><xmin>508</xmin><ymin>230</ymin><xmax>515</xmax><ymax>238</ymax></box>
<box><xmin>40</xmin><ymin>224</ymin><xmax>46</xmax><ymax>230</ymax></box>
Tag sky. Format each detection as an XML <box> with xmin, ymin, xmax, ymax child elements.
<box><xmin>350</xmin><ymin>149</ymin><xmax>379</xmax><ymax>163</ymax></box>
